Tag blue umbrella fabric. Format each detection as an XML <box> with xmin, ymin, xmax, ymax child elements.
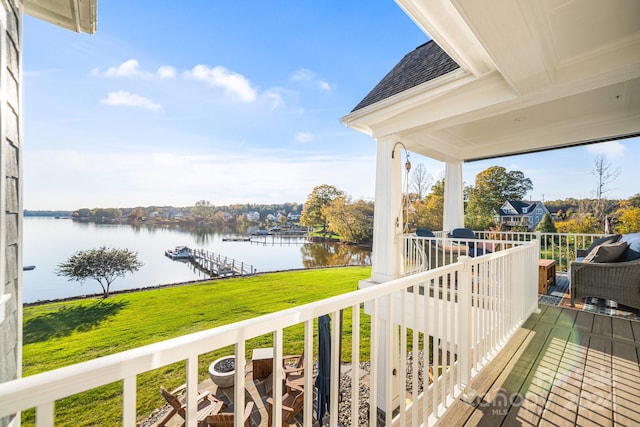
<box><xmin>315</xmin><ymin>314</ymin><xmax>331</xmax><ymax>422</ymax></box>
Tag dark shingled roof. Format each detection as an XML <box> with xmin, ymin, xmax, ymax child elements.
<box><xmin>351</xmin><ymin>40</ymin><xmax>460</xmax><ymax>112</ymax></box>
<box><xmin>499</xmin><ymin>201</ymin><xmax>541</xmax><ymax>216</ymax></box>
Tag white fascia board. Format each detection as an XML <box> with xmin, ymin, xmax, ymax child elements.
<box><xmin>341</xmin><ymin>68</ymin><xmax>471</xmax><ymax>135</ymax></box>
<box><xmin>370</xmin><ymin>71</ymin><xmax>515</xmax><ymax>138</ymax></box>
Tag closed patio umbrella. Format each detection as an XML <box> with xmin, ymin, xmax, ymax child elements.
<box><xmin>315</xmin><ymin>314</ymin><xmax>331</xmax><ymax>422</ymax></box>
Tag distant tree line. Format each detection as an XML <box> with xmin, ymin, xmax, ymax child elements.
<box><xmin>68</xmin><ymin>202</ymin><xmax>304</xmax><ymax>227</ymax></box>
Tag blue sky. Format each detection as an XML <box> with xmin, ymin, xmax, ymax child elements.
<box><xmin>23</xmin><ymin>2</ymin><xmax>639</xmax><ymax>210</ymax></box>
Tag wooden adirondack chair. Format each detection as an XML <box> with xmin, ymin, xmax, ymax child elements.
<box><xmin>264</xmin><ymin>352</ymin><xmax>305</xmax><ymax>395</ymax></box>
<box><xmin>267</xmin><ymin>389</ymin><xmax>304</xmax><ymax>427</ymax></box>
<box><xmin>158</xmin><ymin>384</ymin><xmax>225</xmax><ymax>427</ymax></box>
<box><xmin>202</xmin><ymin>401</ymin><xmax>254</xmax><ymax>427</ymax></box>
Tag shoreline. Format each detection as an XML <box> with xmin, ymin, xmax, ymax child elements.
<box><xmin>23</xmin><ymin>264</ymin><xmax>370</xmax><ymax>307</ymax></box>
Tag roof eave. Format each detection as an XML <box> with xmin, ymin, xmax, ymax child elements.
<box><xmin>341</xmin><ymin>67</ymin><xmax>470</xmax><ymax>136</ymax></box>
<box><xmin>24</xmin><ymin>0</ymin><xmax>97</xmax><ymax>34</ymax></box>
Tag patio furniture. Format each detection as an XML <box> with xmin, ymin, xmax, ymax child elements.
<box><xmin>570</xmin><ymin>233</ymin><xmax>640</xmax><ymax>309</ymax></box>
<box><xmin>158</xmin><ymin>385</ymin><xmax>225</xmax><ymax>427</ymax></box>
<box><xmin>252</xmin><ymin>347</ymin><xmax>273</xmax><ymax>380</ymax></box>
<box><xmin>267</xmin><ymin>389</ymin><xmax>305</xmax><ymax>427</ymax></box>
<box><xmin>282</xmin><ymin>352</ymin><xmax>304</xmax><ymax>375</ymax></box>
<box><xmin>448</xmin><ymin>228</ymin><xmax>491</xmax><ymax>257</ymax></box>
<box><xmin>414</xmin><ymin>228</ymin><xmax>466</xmax><ymax>269</ymax></box>
<box><xmin>263</xmin><ymin>352</ymin><xmax>305</xmax><ymax>395</ymax></box>
<box><xmin>538</xmin><ymin>259</ymin><xmax>556</xmax><ymax>294</ymax></box>
<box><xmin>416</xmin><ymin>228</ymin><xmax>435</xmax><ymax>238</ymax></box>
<box><xmin>202</xmin><ymin>401</ymin><xmax>254</xmax><ymax>427</ymax></box>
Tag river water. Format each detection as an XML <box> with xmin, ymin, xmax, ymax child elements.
<box><xmin>22</xmin><ymin>217</ymin><xmax>371</xmax><ymax>303</ymax></box>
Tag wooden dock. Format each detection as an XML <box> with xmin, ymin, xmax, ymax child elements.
<box><xmin>167</xmin><ymin>248</ymin><xmax>254</xmax><ymax>277</ymax></box>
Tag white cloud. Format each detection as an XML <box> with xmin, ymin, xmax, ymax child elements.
<box><xmin>291</xmin><ymin>68</ymin><xmax>315</xmax><ymax>82</ymax></box>
<box><xmin>318</xmin><ymin>81</ymin><xmax>331</xmax><ymax>91</ymax></box>
<box><xmin>586</xmin><ymin>141</ymin><xmax>627</xmax><ymax>158</ymax></box>
<box><xmin>295</xmin><ymin>132</ymin><xmax>314</xmax><ymax>143</ymax></box>
<box><xmin>157</xmin><ymin>66</ymin><xmax>177</xmax><ymax>79</ymax></box>
<box><xmin>263</xmin><ymin>88</ymin><xmax>285</xmax><ymax>110</ymax></box>
<box><xmin>100</xmin><ymin>60</ymin><xmax>176</xmax><ymax>79</ymax></box>
<box><xmin>104</xmin><ymin>59</ymin><xmax>153</xmax><ymax>78</ymax></box>
<box><xmin>185</xmin><ymin>65</ymin><xmax>257</xmax><ymax>102</ymax></box>
<box><xmin>291</xmin><ymin>68</ymin><xmax>332</xmax><ymax>91</ymax></box>
<box><xmin>100</xmin><ymin>90</ymin><xmax>162</xmax><ymax>111</ymax></box>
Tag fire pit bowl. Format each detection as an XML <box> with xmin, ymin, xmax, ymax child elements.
<box><xmin>208</xmin><ymin>356</ymin><xmax>237</xmax><ymax>388</ymax></box>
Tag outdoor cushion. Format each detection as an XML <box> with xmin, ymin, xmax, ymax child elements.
<box><xmin>416</xmin><ymin>228</ymin><xmax>435</xmax><ymax>238</ymax></box>
<box><xmin>584</xmin><ymin>241</ymin><xmax>628</xmax><ymax>263</ymax></box>
<box><xmin>619</xmin><ymin>232</ymin><xmax>640</xmax><ymax>261</ymax></box>
<box><xmin>448</xmin><ymin>228</ymin><xmax>477</xmax><ymax>240</ymax></box>
<box><xmin>584</xmin><ymin>234</ymin><xmax>621</xmax><ymax>254</ymax></box>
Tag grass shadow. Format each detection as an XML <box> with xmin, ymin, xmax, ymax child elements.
<box><xmin>24</xmin><ymin>299</ymin><xmax>129</xmax><ymax>344</ymax></box>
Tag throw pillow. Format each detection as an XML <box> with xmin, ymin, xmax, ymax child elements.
<box><xmin>619</xmin><ymin>232</ymin><xmax>640</xmax><ymax>261</ymax></box>
<box><xmin>584</xmin><ymin>241</ymin><xmax>628</xmax><ymax>263</ymax></box>
<box><xmin>584</xmin><ymin>234</ymin><xmax>621</xmax><ymax>254</ymax></box>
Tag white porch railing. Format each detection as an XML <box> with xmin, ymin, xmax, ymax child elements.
<box><xmin>403</xmin><ymin>231</ymin><xmax>608</xmax><ymax>273</ymax></box>
<box><xmin>0</xmin><ymin>243</ymin><xmax>539</xmax><ymax>427</ymax></box>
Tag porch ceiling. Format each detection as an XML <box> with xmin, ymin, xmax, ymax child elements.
<box><xmin>24</xmin><ymin>0</ymin><xmax>97</xmax><ymax>34</ymax></box>
<box><xmin>342</xmin><ymin>0</ymin><xmax>640</xmax><ymax>162</ymax></box>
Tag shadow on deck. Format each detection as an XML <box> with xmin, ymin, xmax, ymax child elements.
<box><xmin>440</xmin><ymin>276</ymin><xmax>640</xmax><ymax>426</ymax></box>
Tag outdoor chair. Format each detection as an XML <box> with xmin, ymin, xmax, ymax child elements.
<box><xmin>202</xmin><ymin>401</ymin><xmax>254</xmax><ymax>427</ymax></box>
<box><xmin>413</xmin><ymin>228</ymin><xmax>468</xmax><ymax>270</ymax></box>
<box><xmin>448</xmin><ymin>227</ymin><xmax>490</xmax><ymax>257</ymax></box>
<box><xmin>415</xmin><ymin>228</ymin><xmax>436</xmax><ymax>238</ymax></box>
<box><xmin>158</xmin><ymin>385</ymin><xmax>225</xmax><ymax>427</ymax></box>
<box><xmin>267</xmin><ymin>389</ymin><xmax>305</xmax><ymax>427</ymax></box>
<box><xmin>570</xmin><ymin>233</ymin><xmax>640</xmax><ymax>309</ymax></box>
<box><xmin>264</xmin><ymin>352</ymin><xmax>305</xmax><ymax>395</ymax></box>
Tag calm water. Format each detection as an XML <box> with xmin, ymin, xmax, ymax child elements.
<box><xmin>23</xmin><ymin>217</ymin><xmax>371</xmax><ymax>303</ymax></box>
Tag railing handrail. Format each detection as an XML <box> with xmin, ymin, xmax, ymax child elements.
<box><xmin>0</xmin><ymin>264</ymin><xmax>452</xmax><ymax>416</ymax></box>
<box><xmin>1</xmin><ymin>242</ymin><xmax>540</xmax><ymax>426</ymax></box>
<box><xmin>404</xmin><ymin>230</ymin><xmax>609</xmax><ymax>272</ymax></box>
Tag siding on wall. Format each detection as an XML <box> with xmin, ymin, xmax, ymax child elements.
<box><xmin>1</xmin><ymin>0</ymin><xmax>21</xmax><ymax>426</ymax></box>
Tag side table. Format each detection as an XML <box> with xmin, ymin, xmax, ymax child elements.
<box><xmin>252</xmin><ymin>347</ymin><xmax>273</xmax><ymax>380</ymax></box>
<box><xmin>538</xmin><ymin>259</ymin><xmax>556</xmax><ymax>294</ymax></box>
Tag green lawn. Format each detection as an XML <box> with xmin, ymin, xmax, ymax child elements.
<box><xmin>22</xmin><ymin>266</ymin><xmax>371</xmax><ymax>426</ymax></box>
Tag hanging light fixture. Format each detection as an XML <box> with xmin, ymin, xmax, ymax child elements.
<box><xmin>392</xmin><ymin>142</ymin><xmax>412</xmax><ymax>233</ymax></box>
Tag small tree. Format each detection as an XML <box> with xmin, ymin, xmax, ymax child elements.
<box><xmin>535</xmin><ymin>213</ymin><xmax>557</xmax><ymax>244</ymax></box>
<box><xmin>300</xmin><ymin>184</ymin><xmax>344</xmax><ymax>231</ymax></box>
<box><xmin>56</xmin><ymin>246</ymin><xmax>143</xmax><ymax>298</ymax></box>
<box><xmin>536</xmin><ymin>213</ymin><xmax>557</xmax><ymax>234</ymax></box>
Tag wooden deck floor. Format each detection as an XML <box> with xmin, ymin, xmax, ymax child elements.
<box><xmin>438</xmin><ymin>304</ymin><xmax>640</xmax><ymax>426</ymax></box>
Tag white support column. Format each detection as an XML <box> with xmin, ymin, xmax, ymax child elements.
<box><xmin>369</xmin><ymin>136</ymin><xmax>404</xmax><ymax>284</ymax></box>
<box><xmin>443</xmin><ymin>160</ymin><xmax>464</xmax><ymax>233</ymax></box>
<box><xmin>359</xmin><ymin>136</ymin><xmax>403</xmax><ymax>422</ymax></box>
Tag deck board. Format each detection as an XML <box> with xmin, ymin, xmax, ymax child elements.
<box><xmin>611</xmin><ymin>341</ymin><xmax>640</xmax><ymax>426</ymax></box>
<box><xmin>538</xmin><ymin>331</ymin><xmax>589</xmax><ymax>426</ymax></box>
<box><xmin>592</xmin><ymin>314</ymin><xmax>613</xmax><ymax>337</ymax></box>
<box><xmin>575</xmin><ymin>310</ymin><xmax>595</xmax><ymax>332</ymax></box>
<box><xmin>432</xmin><ymin>305</ymin><xmax>640</xmax><ymax>427</ymax></box>
<box><xmin>577</xmin><ymin>335</ymin><xmax>613</xmax><ymax>426</ymax></box>
<box><xmin>630</xmin><ymin>320</ymin><xmax>640</xmax><ymax>343</ymax></box>
<box><xmin>611</xmin><ymin>317</ymin><xmax>634</xmax><ymax>342</ymax></box>
<box><xmin>501</xmin><ymin>328</ymin><xmax>572</xmax><ymax>426</ymax></box>
<box><xmin>555</xmin><ymin>307</ymin><xmax>577</xmax><ymax>329</ymax></box>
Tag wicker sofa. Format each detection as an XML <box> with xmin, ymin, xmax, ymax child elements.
<box><xmin>570</xmin><ymin>233</ymin><xmax>640</xmax><ymax>310</ymax></box>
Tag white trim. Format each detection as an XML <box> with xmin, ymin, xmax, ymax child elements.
<box><xmin>0</xmin><ymin>294</ymin><xmax>11</xmax><ymax>324</ymax></box>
